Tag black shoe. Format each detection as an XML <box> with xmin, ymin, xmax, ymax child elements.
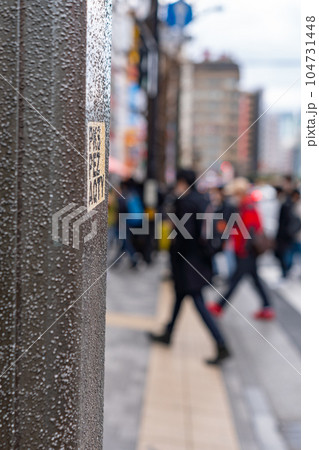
<box><xmin>205</xmin><ymin>344</ymin><xmax>230</xmax><ymax>365</ymax></box>
<box><xmin>148</xmin><ymin>330</ymin><xmax>171</xmax><ymax>345</ymax></box>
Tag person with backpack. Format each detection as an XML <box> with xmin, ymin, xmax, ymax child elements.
<box><xmin>208</xmin><ymin>177</ymin><xmax>275</xmax><ymax>320</ymax></box>
<box><xmin>149</xmin><ymin>169</ymin><xmax>230</xmax><ymax>365</ymax></box>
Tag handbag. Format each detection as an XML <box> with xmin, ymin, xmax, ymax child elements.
<box><xmin>249</xmin><ymin>230</ymin><xmax>274</xmax><ymax>256</ymax></box>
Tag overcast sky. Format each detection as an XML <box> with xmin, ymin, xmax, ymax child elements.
<box><xmin>160</xmin><ymin>0</ymin><xmax>301</xmax><ymax>112</ymax></box>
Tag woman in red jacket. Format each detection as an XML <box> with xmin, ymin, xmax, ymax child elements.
<box><xmin>208</xmin><ymin>178</ymin><xmax>275</xmax><ymax>320</ymax></box>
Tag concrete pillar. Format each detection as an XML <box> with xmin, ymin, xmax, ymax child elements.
<box><xmin>0</xmin><ymin>1</ymin><xmax>112</xmax><ymax>448</ymax></box>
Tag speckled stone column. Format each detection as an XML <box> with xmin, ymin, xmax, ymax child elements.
<box><xmin>0</xmin><ymin>1</ymin><xmax>112</xmax><ymax>448</ymax></box>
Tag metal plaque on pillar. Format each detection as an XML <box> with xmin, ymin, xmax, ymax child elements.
<box><xmin>0</xmin><ymin>1</ymin><xmax>112</xmax><ymax>448</ymax></box>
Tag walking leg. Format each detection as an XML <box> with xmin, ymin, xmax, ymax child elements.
<box><xmin>251</xmin><ymin>263</ymin><xmax>271</xmax><ymax>308</ymax></box>
<box><xmin>218</xmin><ymin>261</ymin><xmax>244</xmax><ymax>308</ymax></box>
<box><xmin>192</xmin><ymin>292</ymin><xmax>226</xmax><ymax>345</ymax></box>
<box><xmin>166</xmin><ymin>292</ymin><xmax>185</xmax><ymax>335</ymax></box>
<box><xmin>148</xmin><ymin>292</ymin><xmax>184</xmax><ymax>345</ymax></box>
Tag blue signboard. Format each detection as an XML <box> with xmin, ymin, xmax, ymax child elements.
<box><xmin>167</xmin><ymin>0</ymin><xmax>193</xmax><ymax>28</ymax></box>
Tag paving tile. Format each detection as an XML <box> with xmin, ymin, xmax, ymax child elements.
<box><xmin>138</xmin><ymin>437</ymin><xmax>188</xmax><ymax>450</ymax></box>
<box><xmin>140</xmin><ymin>419</ymin><xmax>187</xmax><ymax>443</ymax></box>
<box><xmin>103</xmin><ymin>327</ymin><xmax>150</xmax><ymax>449</ymax></box>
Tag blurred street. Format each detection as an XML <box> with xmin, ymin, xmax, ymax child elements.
<box><xmin>105</xmin><ymin>10</ymin><xmax>301</xmax><ymax>446</ymax></box>
<box><xmin>0</xmin><ymin>0</ymin><xmax>302</xmax><ymax>447</ymax></box>
<box><xmin>103</xmin><ymin>251</ymin><xmax>300</xmax><ymax>450</ymax></box>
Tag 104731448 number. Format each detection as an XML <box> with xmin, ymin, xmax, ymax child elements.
<box><xmin>306</xmin><ymin>16</ymin><xmax>316</xmax><ymax>86</ymax></box>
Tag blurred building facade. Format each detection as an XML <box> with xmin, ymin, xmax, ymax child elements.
<box><xmin>110</xmin><ymin>1</ymin><xmax>149</xmax><ymax>179</ymax></box>
<box><xmin>179</xmin><ymin>59</ymin><xmax>240</xmax><ymax>173</ymax></box>
<box><xmin>109</xmin><ymin>1</ymin><xmax>300</xmax><ymax>183</ymax></box>
<box><xmin>110</xmin><ymin>0</ymin><xmax>185</xmax><ymax>184</ymax></box>
<box><xmin>238</xmin><ymin>91</ymin><xmax>262</xmax><ymax>176</ymax></box>
<box><xmin>259</xmin><ymin>111</ymin><xmax>301</xmax><ymax>177</ymax></box>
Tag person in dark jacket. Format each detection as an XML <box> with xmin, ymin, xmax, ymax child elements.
<box><xmin>275</xmin><ymin>197</ymin><xmax>294</xmax><ymax>277</ymax></box>
<box><xmin>149</xmin><ymin>170</ymin><xmax>230</xmax><ymax>365</ymax></box>
<box><xmin>275</xmin><ymin>177</ymin><xmax>300</xmax><ymax>278</ymax></box>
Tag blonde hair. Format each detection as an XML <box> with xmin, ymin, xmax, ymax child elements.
<box><xmin>225</xmin><ymin>177</ymin><xmax>250</xmax><ymax>196</ymax></box>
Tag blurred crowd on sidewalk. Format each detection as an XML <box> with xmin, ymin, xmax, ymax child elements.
<box><xmin>107</xmin><ymin>171</ymin><xmax>301</xmax><ymax>363</ymax></box>
<box><xmin>108</xmin><ymin>173</ymin><xmax>300</xmax><ymax>274</ymax></box>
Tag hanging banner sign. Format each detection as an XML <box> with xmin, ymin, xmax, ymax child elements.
<box><xmin>87</xmin><ymin>122</ymin><xmax>106</xmax><ymax>211</ymax></box>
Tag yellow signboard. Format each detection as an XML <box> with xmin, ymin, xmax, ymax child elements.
<box><xmin>87</xmin><ymin>122</ymin><xmax>106</xmax><ymax>211</ymax></box>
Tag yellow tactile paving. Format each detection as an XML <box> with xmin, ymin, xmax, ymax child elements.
<box><xmin>107</xmin><ymin>280</ymin><xmax>240</xmax><ymax>450</ymax></box>
<box><xmin>106</xmin><ymin>312</ymin><xmax>157</xmax><ymax>331</ymax></box>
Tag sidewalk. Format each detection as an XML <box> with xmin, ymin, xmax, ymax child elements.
<box><xmin>103</xmin><ymin>252</ymin><xmax>301</xmax><ymax>450</ymax></box>
<box><xmin>216</xmin><ymin>277</ymin><xmax>301</xmax><ymax>450</ymax></box>
<box><xmin>211</xmin><ymin>253</ymin><xmax>301</xmax><ymax>449</ymax></box>
<box><xmin>137</xmin><ymin>280</ymin><xmax>239</xmax><ymax>450</ymax></box>
<box><xmin>103</xmin><ymin>254</ymin><xmax>239</xmax><ymax>450</ymax></box>
<box><xmin>259</xmin><ymin>255</ymin><xmax>301</xmax><ymax>313</ymax></box>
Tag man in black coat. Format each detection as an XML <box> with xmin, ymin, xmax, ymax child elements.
<box><xmin>149</xmin><ymin>170</ymin><xmax>230</xmax><ymax>365</ymax></box>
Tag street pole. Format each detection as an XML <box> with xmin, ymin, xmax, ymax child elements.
<box><xmin>146</xmin><ymin>0</ymin><xmax>159</xmax><ymax>184</ymax></box>
<box><xmin>141</xmin><ymin>0</ymin><xmax>159</xmax><ymax>259</ymax></box>
<box><xmin>0</xmin><ymin>1</ymin><xmax>112</xmax><ymax>448</ymax></box>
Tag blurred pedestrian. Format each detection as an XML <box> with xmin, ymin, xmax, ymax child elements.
<box><xmin>149</xmin><ymin>169</ymin><xmax>230</xmax><ymax>365</ymax></box>
<box><xmin>208</xmin><ymin>185</ymin><xmax>237</xmax><ymax>278</ymax></box>
<box><xmin>208</xmin><ymin>177</ymin><xmax>275</xmax><ymax>320</ymax></box>
<box><xmin>113</xmin><ymin>180</ymin><xmax>142</xmax><ymax>268</ymax></box>
<box><xmin>275</xmin><ymin>176</ymin><xmax>300</xmax><ymax>278</ymax></box>
<box><xmin>280</xmin><ymin>188</ymin><xmax>301</xmax><ymax>276</ymax></box>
